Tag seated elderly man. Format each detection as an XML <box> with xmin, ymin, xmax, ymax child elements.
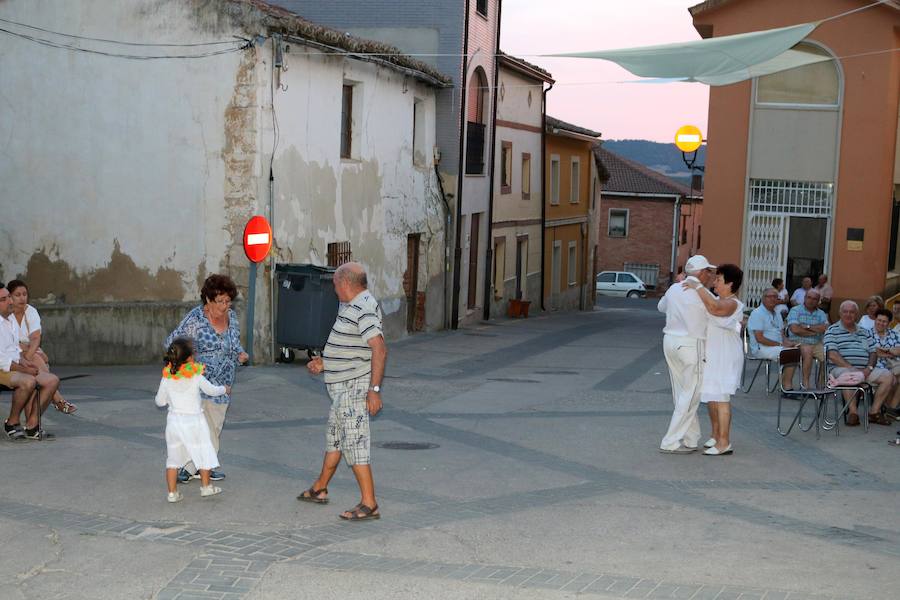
<box><xmin>824</xmin><ymin>300</ymin><xmax>894</xmax><ymax>426</ymax></box>
<box><xmin>747</xmin><ymin>288</ymin><xmax>797</xmax><ymax>389</ymax></box>
<box><xmin>0</xmin><ymin>283</ymin><xmax>59</xmax><ymax>440</ymax></box>
<box><xmin>790</xmin><ymin>276</ymin><xmax>813</xmax><ymax>307</ymax></box>
<box><xmin>786</xmin><ymin>288</ymin><xmax>829</xmax><ymax>388</ymax></box>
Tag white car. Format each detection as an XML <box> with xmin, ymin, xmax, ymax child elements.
<box><xmin>596</xmin><ymin>271</ymin><xmax>647</xmax><ymax>298</ymax></box>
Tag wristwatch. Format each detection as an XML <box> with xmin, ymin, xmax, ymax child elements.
<box><xmin>370</xmin><ymin>385</ymin><xmax>381</xmax><ymax>393</ymax></box>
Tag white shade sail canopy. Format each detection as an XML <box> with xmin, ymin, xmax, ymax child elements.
<box><xmin>547</xmin><ymin>22</ymin><xmax>832</xmax><ymax>86</ymax></box>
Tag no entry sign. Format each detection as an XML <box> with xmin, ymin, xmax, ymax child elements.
<box><xmin>243</xmin><ymin>215</ymin><xmax>272</xmax><ymax>263</ymax></box>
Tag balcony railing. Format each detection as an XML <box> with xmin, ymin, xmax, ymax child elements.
<box><xmin>465</xmin><ymin>121</ymin><xmax>486</xmax><ymax>175</ymax></box>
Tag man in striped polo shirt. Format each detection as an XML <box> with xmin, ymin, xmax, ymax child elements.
<box><xmin>298</xmin><ymin>262</ymin><xmax>387</xmax><ymax>520</ymax></box>
<box><xmin>824</xmin><ymin>300</ymin><xmax>894</xmax><ymax>426</ymax></box>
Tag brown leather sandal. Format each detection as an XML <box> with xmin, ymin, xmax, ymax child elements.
<box><xmin>868</xmin><ymin>412</ymin><xmax>891</xmax><ymax>426</ymax></box>
<box><xmin>296</xmin><ymin>486</ymin><xmax>328</xmax><ymax>504</ymax></box>
<box><xmin>339</xmin><ymin>503</ymin><xmax>380</xmax><ymax>521</ymax></box>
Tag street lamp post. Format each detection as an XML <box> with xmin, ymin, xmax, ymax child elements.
<box><xmin>671</xmin><ymin>125</ymin><xmax>705</xmax><ymax>286</ymax></box>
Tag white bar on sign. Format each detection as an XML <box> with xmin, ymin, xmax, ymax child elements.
<box><xmin>677</xmin><ymin>134</ymin><xmax>701</xmax><ymax>143</ymax></box>
<box><xmin>247</xmin><ymin>233</ymin><xmax>270</xmax><ymax>245</ymax></box>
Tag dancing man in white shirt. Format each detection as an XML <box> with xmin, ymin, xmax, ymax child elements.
<box><xmin>658</xmin><ymin>256</ymin><xmax>717</xmax><ymax>453</ymax></box>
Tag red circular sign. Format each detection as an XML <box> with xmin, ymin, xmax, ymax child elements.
<box><xmin>243</xmin><ymin>215</ymin><xmax>272</xmax><ymax>263</ymax></box>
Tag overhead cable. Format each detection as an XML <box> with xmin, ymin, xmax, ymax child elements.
<box><xmin>0</xmin><ymin>15</ymin><xmax>244</xmax><ymax>47</ymax></box>
<box><xmin>0</xmin><ymin>26</ymin><xmax>251</xmax><ymax>59</ymax></box>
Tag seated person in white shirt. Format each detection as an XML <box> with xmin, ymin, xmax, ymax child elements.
<box><xmin>0</xmin><ymin>284</ymin><xmax>60</xmax><ymax>440</ymax></box>
<box><xmin>746</xmin><ymin>288</ymin><xmax>796</xmax><ymax>389</ymax></box>
<box><xmin>858</xmin><ymin>295</ymin><xmax>884</xmax><ymax>331</ymax></box>
<box><xmin>789</xmin><ymin>276</ymin><xmax>812</xmax><ymax>307</ymax></box>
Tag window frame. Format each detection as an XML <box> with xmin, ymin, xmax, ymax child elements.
<box><xmin>500</xmin><ymin>141</ymin><xmax>512</xmax><ymax>194</ymax></box>
<box><xmin>340</xmin><ymin>84</ymin><xmax>354</xmax><ymax>159</ymax></box>
<box><xmin>754</xmin><ymin>42</ymin><xmax>842</xmax><ymax>109</ymax></box>
<box><xmin>521</xmin><ymin>153</ymin><xmax>531</xmax><ymax>200</ymax></box>
<box><xmin>550</xmin><ymin>155</ymin><xmax>560</xmax><ymax>205</ymax></box>
<box><xmin>570</xmin><ymin>157</ymin><xmax>580</xmax><ymax>204</ymax></box>
<box><xmin>608</xmin><ymin>208</ymin><xmax>629</xmax><ymax>238</ymax></box>
<box><xmin>476</xmin><ymin>0</ymin><xmax>488</xmax><ymax>18</ymax></box>
<box><xmin>412</xmin><ymin>97</ymin><xmax>426</xmax><ymax>167</ymax></box>
<box><xmin>567</xmin><ymin>241</ymin><xmax>577</xmax><ymax>287</ymax></box>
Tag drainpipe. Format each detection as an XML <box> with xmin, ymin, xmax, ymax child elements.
<box><xmin>540</xmin><ymin>80</ymin><xmax>554</xmax><ymax>311</ymax></box>
<box><xmin>450</xmin><ymin>0</ymin><xmax>472</xmax><ymax>330</ymax></box>
<box><xmin>434</xmin><ymin>161</ymin><xmax>452</xmax><ymax>330</ymax></box>
<box><xmin>669</xmin><ymin>194</ymin><xmax>682</xmax><ymax>286</ymax></box>
<box><xmin>481</xmin><ymin>0</ymin><xmax>503</xmax><ymax>321</ymax></box>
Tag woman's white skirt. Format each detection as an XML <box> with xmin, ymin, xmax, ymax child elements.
<box><xmin>165</xmin><ymin>412</ymin><xmax>219</xmax><ymax>470</ymax></box>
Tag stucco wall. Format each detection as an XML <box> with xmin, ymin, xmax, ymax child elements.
<box><xmin>270</xmin><ymin>45</ymin><xmax>446</xmax><ymax>338</ymax></box>
<box><xmin>694</xmin><ymin>0</ymin><xmax>900</xmax><ymax>302</ymax></box>
<box><xmin>0</xmin><ymin>0</ymin><xmax>269</xmax><ymax>364</ymax></box>
<box><xmin>0</xmin><ymin>0</ymin><xmax>446</xmax><ymax>364</ymax></box>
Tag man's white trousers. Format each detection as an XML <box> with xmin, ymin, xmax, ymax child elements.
<box><xmin>660</xmin><ymin>334</ymin><xmax>704</xmax><ymax>450</ymax></box>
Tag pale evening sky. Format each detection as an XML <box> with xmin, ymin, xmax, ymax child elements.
<box><xmin>500</xmin><ymin>0</ymin><xmax>710</xmax><ymax>142</ymax></box>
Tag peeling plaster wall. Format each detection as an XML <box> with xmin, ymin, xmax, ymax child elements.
<box><xmin>0</xmin><ymin>0</ymin><xmax>267</xmax><ymax>363</ymax></box>
<box><xmin>270</xmin><ymin>46</ymin><xmax>446</xmax><ymax>338</ymax></box>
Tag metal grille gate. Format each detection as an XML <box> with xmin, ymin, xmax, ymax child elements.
<box><xmin>743</xmin><ymin>179</ymin><xmax>833</xmax><ymax>307</ymax></box>
<box><xmin>623</xmin><ymin>262</ymin><xmax>659</xmax><ymax>289</ymax></box>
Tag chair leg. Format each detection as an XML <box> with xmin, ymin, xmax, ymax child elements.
<box><xmin>766</xmin><ymin>361</ymin><xmax>780</xmax><ymax>394</ymax></box>
<box><xmin>742</xmin><ymin>361</ymin><xmax>765</xmax><ymax>393</ymax></box>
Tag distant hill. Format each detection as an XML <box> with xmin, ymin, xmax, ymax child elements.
<box><xmin>602</xmin><ymin>139</ymin><xmax>706</xmax><ymax>187</ymax></box>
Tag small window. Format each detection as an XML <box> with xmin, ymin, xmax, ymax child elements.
<box><xmin>521</xmin><ymin>153</ymin><xmax>531</xmax><ymax>199</ymax></box>
<box><xmin>618</xmin><ymin>273</ymin><xmax>637</xmax><ymax>283</ymax></box>
<box><xmin>413</xmin><ymin>98</ymin><xmax>426</xmax><ymax>166</ymax></box>
<box><xmin>476</xmin><ymin>0</ymin><xmax>488</xmax><ymax>17</ymax></box>
<box><xmin>567</xmin><ymin>241</ymin><xmax>577</xmax><ymax>286</ymax></box>
<box><xmin>570</xmin><ymin>158</ymin><xmax>580</xmax><ymax>203</ymax></box>
<box><xmin>597</xmin><ymin>272</ymin><xmax>615</xmax><ymax>283</ymax></box>
<box><xmin>340</xmin><ymin>84</ymin><xmax>353</xmax><ymax>159</ymax></box>
<box><xmin>500</xmin><ymin>141</ymin><xmax>512</xmax><ymax>194</ymax></box>
<box><xmin>550</xmin><ymin>156</ymin><xmax>560</xmax><ymax>205</ymax></box>
<box><xmin>327</xmin><ymin>241</ymin><xmax>352</xmax><ymax>267</ymax></box>
<box><xmin>608</xmin><ymin>209</ymin><xmax>628</xmax><ymax>238</ymax></box>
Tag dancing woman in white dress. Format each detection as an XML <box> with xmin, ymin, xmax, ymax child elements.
<box><xmin>684</xmin><ymin>264</ymin><xmax>745</xmax><ymax>456</ymax></box>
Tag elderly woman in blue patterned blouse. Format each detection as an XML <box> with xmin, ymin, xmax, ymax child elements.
<box><xmin>166</xmin><ymin>274</ymin><xmax>249</xmax><ymax>483</ymax></box>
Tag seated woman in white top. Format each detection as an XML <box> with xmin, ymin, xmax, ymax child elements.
<box><xmin>858</xmin><ymin>295</ymin><xmax>884</xmax><ymax>331</ymax></box>
<box><xmin>7</xmin><ymin>280</ymin><xmax>76</xmax><ymax>414</ymax></box>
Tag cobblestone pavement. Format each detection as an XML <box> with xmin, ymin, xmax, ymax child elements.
<box><xmin>1</xmin><ymin>298</ymin><xmax>898</xmax><ymax>599</ymax></box>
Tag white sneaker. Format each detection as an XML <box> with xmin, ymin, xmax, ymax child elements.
<box><xmin>703</xmin><ymin>438</ymin><xmax>717</xmax><ymax>448</ymax></box>
<box><xmin>703</xmin><ymin>444</ymin><xmax>733</xmax><ymax>456</ymax></box>
<box><xmin>167</xmin><ymin>491</ymin><xmax>184</xmax><ymax>503</ymax></box>
<box><xmin>200</xmin><ymin>485</ymin><xmax>223</xmax><ymax>498</ymax></box>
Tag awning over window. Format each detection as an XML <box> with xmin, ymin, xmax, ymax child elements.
<box><xmin>547</xmin><ymin>23</ymin><xmax>831</xmax><ymax>86</ymax></box>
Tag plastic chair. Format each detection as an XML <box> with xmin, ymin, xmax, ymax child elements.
<box><xmin>741</xmin><ymin>326</ymin><xmax>778</xmax><ymax>394</ymax></box>
<box><xmin>776</xmin><ymin>348</ymin><xmax>833</xmax><ymax>438</ymax></box>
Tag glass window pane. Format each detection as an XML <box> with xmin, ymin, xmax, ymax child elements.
<box><xmin>757</xmin><ymin>44</ymin><xmax>839</xmax><ymax>105</ymax></box>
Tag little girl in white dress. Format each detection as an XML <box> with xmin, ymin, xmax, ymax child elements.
<box><xmin>155</xmin><ymin>338</ymin><xmax>228</xmax><ymax>503</ymax></box>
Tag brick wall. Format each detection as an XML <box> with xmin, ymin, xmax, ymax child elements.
<box><xmin>597</xmin><ymin>195</ymin><xmax>676</xmax><ymax>289</ymax></box>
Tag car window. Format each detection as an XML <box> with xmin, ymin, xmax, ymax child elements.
<box><xmin>618</xmin><ymin>274</ymin><xmax>637</xmax><ymax>283</ymax></box>
<box><xmin>597</xmin><ymin>273</ymin><xmax>615</xmax><ymax>283</ymax></box>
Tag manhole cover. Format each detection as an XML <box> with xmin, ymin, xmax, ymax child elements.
<box><xmin>376</xmin><ymin>441</ymin><xmax>440</xmax><ymax>450</ymax></box>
